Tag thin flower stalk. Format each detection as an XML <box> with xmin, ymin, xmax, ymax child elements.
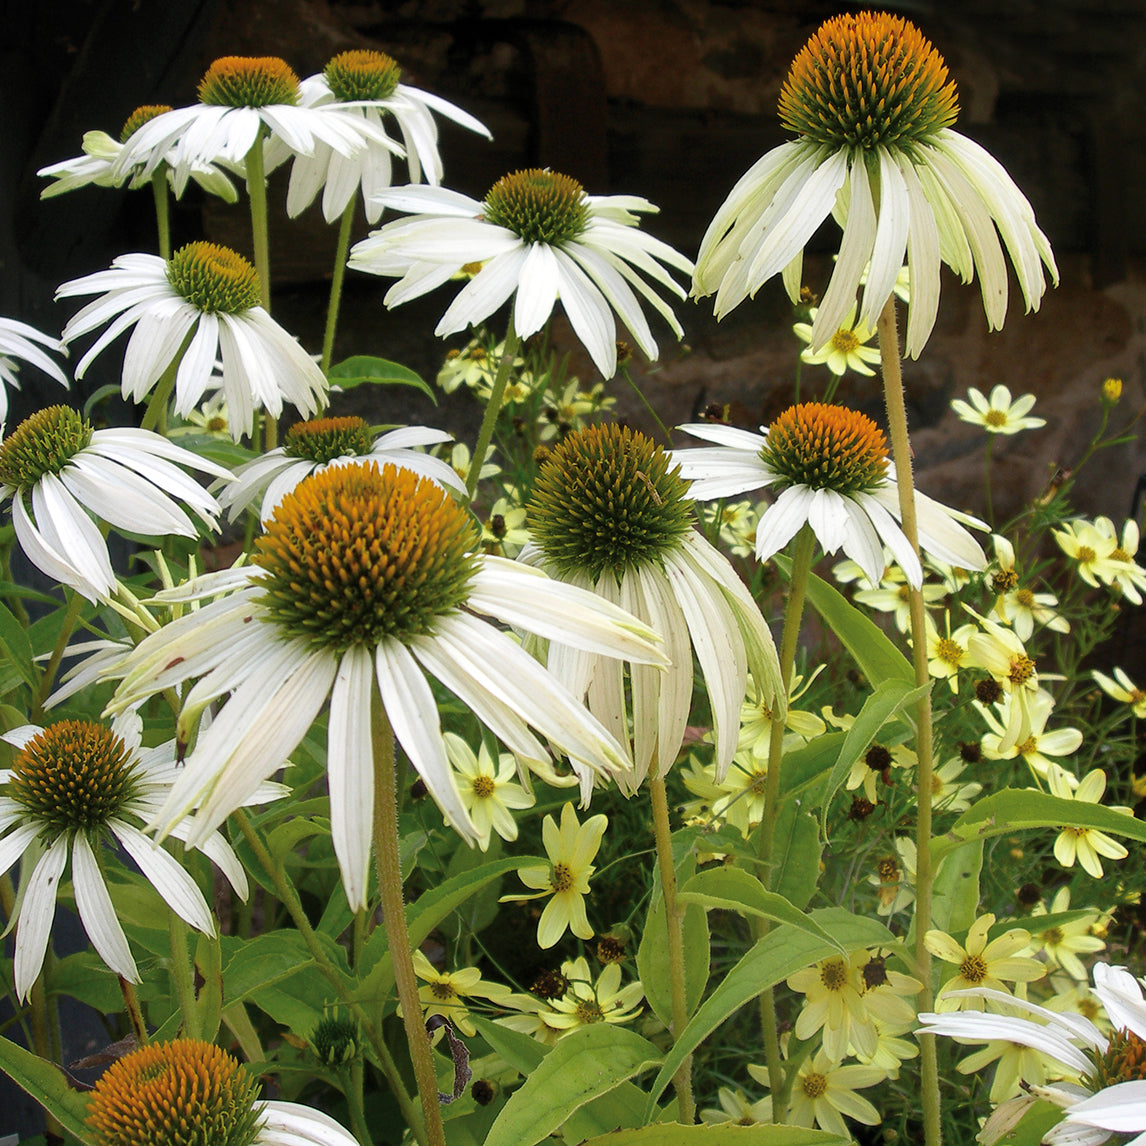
<box><xmin>150</xmin><ymin>169</ymin><xmax>171</xmax><ymax>260</ymax></box>
<box><xmin>649</xmin><ymin>762</ymin><xmax>695</xmax><ymax>1122</ymax></box>
<box><xmin>372</xmin><ymin>689</ymin><xmax>446</xmax><ymax>1146</ymax></box>
<box><xmin>876</xmin><ymin>296</ymin><xmax>939</xmax><ymax>1146</ymax></box>
<box><xmin>758</xmin><ymin>522</ymin><xmax>816</xmax><ymax>1111</ymax></box>
<box><xmin>230</xmin><ymin>807</ymin><xmax>427</xmax><ymax>1146</ymax></box>
<box><xmin>466</xmin><ymin>327</ymin><xmax>520</xmax><ymax>502</ymax></box>
<box><xmin>321</xmin><ymin>201</ymin><xmax>357</xmax><ymax>374</ymax></box>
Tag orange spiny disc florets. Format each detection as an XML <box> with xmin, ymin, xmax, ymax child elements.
<box><xmin>761</xmin><ymin>402</ymin><xmax>889</xmax><ymax>494</ymax></box>
<box><xmin>198</xmin><ymin>55</ymin><xmax>300</xmax><ymax>108</ymax></box>
<box><xmin>254</xmin><ymin>461</ymin><xmax>478</xmax><ymax>650</ymax></box>
<box><xmin>779</xmin><ymin>11</ymin><xmax>958</xmax><ymax>150</ymax></box>
<box><xmin>85</xmin><ymin>1039</ymin><xmax>262</xmax><ymax>1146</ymax></box>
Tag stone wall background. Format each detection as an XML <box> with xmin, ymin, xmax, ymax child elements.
<box><xmin>6</xmin><ymin>0</ymin><xmax>1146</xmax><ymax>527</ymax></box>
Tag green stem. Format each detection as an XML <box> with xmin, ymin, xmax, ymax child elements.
<box><xmin>229</xmin><ymin>809</ymin><xmax>428</xmax><ymax>1146</ymax></box>
<box><xmin>27</xmin><ymin>978</ymin><xmax>62</xmax><ymax>1139</ymax></box>
<box><xmin>648</xmin><ymin>769</ymin><xmax>695</xmax><ymax>1123</ymax></box>
<box><xmin>983</xmin><ymin>436</ymin><xmax>995</xmax><ymax>528</ymax></box>
<box><xmin>341</xmin><ymin>1060</ymin><xmax>373</xmax><ymax>1146</ymax></box>
<box><xmin>150</xmin><ymin>168</ymin><xmax>171</xmax><ymax>261</ymax></box>
<box><xmin>119</xmin><ymin>976</ymin><xmax>148</xmax><ymax>1044</ymax></box>
<box><xmin>140</xmin><ymin>356</ymin><xmax>179</xmax><ymax>436</ymax></box>
<box><xmin>244</xmin><ymin>135</ymin><xmax>272</xmax><ymax>313</ymax></box>
<box><xmin>466</xmin><ymin>327</ymin><xmax>521</xmax><ymax>503</ymax></box>
<box><xmin>756</xmin><ymin>522</ymin><xmax>816</xmax><ymax>1109</ymax></box>
<box><xmin>30</xmin><ymin>589</ymin><xmax>84</xmax><ymax>722</ymax></box>
<box><xmin>619</xmin><ymin>362</ymin><xmax>673</xmax><ymax>445</ymax></box>
<box><xmin>876</xmin><ymin>296</ymin><xmax>940</xmax><ymax>1146</ymax></box>
<box><xmin>372</xmin><ymin>688</ymin><xmax>447</xmax><ymax>1146</ymax></box>
<box><xmin>322</xmin><ymin>201</ymin><xmax>357</xmax><ymax>375</ymax></box>
<box><xmin>168</xmin><ymin>901</ymin><xmax>200</xmax><ymax>1039</ymax></box>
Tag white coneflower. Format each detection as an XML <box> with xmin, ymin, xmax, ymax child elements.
<box><xmin>349</xmin><ymin>169</ymin><xmax>693</xmax><ymax>378</ymax></box>
<box><xmin>57</xmin><ymin>243</ymin><xmax>328</xmax><ymax>440</ymax></box>
<box><xmin>693</xmin><ymin>11</ymin><xmax>1057</xmax><ymax>358</ymax></box>
<box><xmin>0</xmin><ymin>405</ymin><xmax>230</xmax><ymax>601</ymax></box>
<box><xmin>109</xmin><ymin>461</ymin><xmax>666</xmax><ymax>909</ymax></box>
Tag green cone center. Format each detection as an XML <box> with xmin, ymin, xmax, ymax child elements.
<box><xmin>167</xmin><ymin>242</ymin><xmax>261</xmax><ymax>315</ymax></box>
<box><xmin>0</xmin><ymin>406</ymin><xmax>93</xmax><ymax>489</ymax></box>
<box><xmin>198</xmin><ymin>56</ymin><xmax>300</xmax><ymax>108</ymax></box>
<box><xmin>283</xmin><ymin>416</ymin><xmax>374</xmax><ymax>462</ymax></box>
<box><xmin>483</xmin><ymin>169</ymin><xmax>588</xmax><ymax>245</ymax></box>
<box><xmin>324</xmin><ymin>49</ymin><xmax>402</xmax><ymax>102</ymax></box>
<box><xmin>528</xmin><ymin>423</ymin><xmax>694</xmax><ymax>582</ymax></box>
<box><xmin>9</xmin><ymin>721</ymin><xmax>137</xmax><ymax>834</ymax></box>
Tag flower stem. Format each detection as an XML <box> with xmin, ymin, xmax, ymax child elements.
<box><xmin>27</xmin><ymin>977</ymin><xmax>62</xmax><ymax>1139</ymax></box>
<box><xmin>31</xmin><ymin>589</ymin><xmax>84</xmax><ymax>722</ymax></box>
<box><xmin>322</xmin><ymin>201</ymin><xmax>357</xmax><ymax>375</ymax></box>
<box><xmin>168</xmin><ymin>900</ymin><xmax>200</xmax><ymax>1039</ymax></box>
<box><xmin>756</xmin><ymin>521</ymin><xmax>816</xmax><ymax>1106</ymax></box>
<box><xmin>119</xmin><ymin>976</ymin><xmax>148</xmax><ymax>1044</ymax></box>
<box><xmin>150</xmin><ymin>168</ymin><xmax>171</xmax><ymax>261</ymax></box>
<box><xmin>619</xmin><ymin>362</ymin><xmax>673</xmax><ymax>445</ymax></box>
<box><xmin>340</xmin><ymin>1061</ymin><xmax>372</xmax><ymax>1146</ymax></box>
<box><xmin>372</xmin><ymin>687</ymin><xmax>447</xmax><ymax>1146</ymax></box>
<box><xmin>648</xmin><ymin>767</ymin><xmax>695</xmax><ymax>1123</ymax></box>
<box><xmin>983</xmin><ymin>436</ymin><xmax>995</xmax><ymax>528</ymax></box>
<box><xmin>466</xmin><ymin>327</ymin><xmax>520</xmax><ymax>503</ymax></box>
<box><xmin>244</xmin><ymin>135</ymin><xmax>272</xmax><ymax>313</ymax></box>
<box><xmin>230</xmin><ymin>807</ymin><xmax>428</xmax><ymax>1146</ymax></box>
<box><xmin>876</xmin><ymin>296</ymin><xmax>940</xmax><ymax>1146</ymax></box>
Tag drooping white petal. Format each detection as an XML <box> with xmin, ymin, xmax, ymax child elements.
<box><xmin>111</xmin><ymin>820</ymin><xmax>215</xmax><ymax>933</ymax></box>
<box><xmin>327</xmin><ymin>644</ymin><xmax>376</xmax><ymax>909</ymax></box>
<box><xmin>71</xmin><ymin>831</ymin><xmax>139</xmax><ymax>982</ymax></box>
<box><xmin>14</xmin><ymin>835</ymin><xmax>69</xmax><ymax>1000</ymax></box>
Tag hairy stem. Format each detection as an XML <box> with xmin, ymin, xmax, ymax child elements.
<box><xmin>372</xmin><ymin>688</ymin><xmax>447</xmax><ymax>1146</ymax></box>
<box><xmin>877</xmin><ymin>296</ymin><xmax>940</xmax><ymax>1146</ymax></box>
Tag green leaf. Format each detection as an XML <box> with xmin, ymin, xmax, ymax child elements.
<box><xmin>994</xmin><ymin>1100</ymin><xmax>1065</xmax><ymax>1145</ymax></box>
<box><xmin>678</xmin><ymin>868</ymin><xmax>842</xmax><ymax>953</ymax></box>
<box><xmin>928</xmin><ymin>839</ymin><xmax>983</xmax><ymax>939</ymax></box>
<box><xmin>820</xmin><ymin>678</ymin><xmax>929</xmax><ymax>831</ymax></box>
<box><xmin>0</xmin><ymin>602</ymin><xmax>37</xmax><ymax>690</ymax></box>
<box><xmin>327</xmin><ymin>356</ymin><xmax>436</xmax><ymax>402</ymax></box>
<box><xmin>0</xmin><ymin>1034</ymin><xmax>92</xmax><ymax>1143</ymax></box>
<box><xmin>933</xmin><ymin>788</ymin><xmax>1146</xmax><ymax>864</ymax></box>
<box><xmin>579</xmin><ymin>1125</ymin><xmax>848</xmax><ymax>1145</ymax></box>
<box><xmin>644</xmin><ymin>909</ymin><xmax>894</xmax><ymax>1117</ymax></box>
<box><xmin>799</xmin><ymin>567</ymin><xmax>914</xmax><ymax>686</ymax></box>
<box><xmin>470</xmin><ymin>1016</ymin><xmax>545</xmax><ymax>1075</ymax></box>
<box><xmin>638</xmin><ymin>851</ymin><xmax>709</xmax><ymax>1029</ymax></box>
<box><xmin>483</xmin><ymin>1025</ymin><xmax>662</xmax><ymax>1146</ymax></box>
<box><xmin>219</xmin><ymin>931</ymin><xmax>322</xmax><ymax>1004</ymax></box>
<box><xmin>772</xmin><ymin>802</ymin><xmax>822</xmax><ymax>910</ymax></box>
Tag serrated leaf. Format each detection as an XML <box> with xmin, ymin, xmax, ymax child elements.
<box><xmin>678</xmin><ymin>868</ymin><xmax>841</xmax><ymax>952</ymax></box>
<box><xmin>795</xmin><ymin>564</ymin><xmax>915</xmax><ymax>686</ymax></box>
<box><xmin>579</xmin><ymin>1125</ymin><xmax>848</xmax><ymax>1145</ymax></box>
<box><xmin>933</xmin><ymin>788</ymin><xmax>1146</xmax><ymax>864</ymax></box>
<box><xmin>483</xmin><ymin>1025</ymin><xmax>661</xmax><ymax>1146</ymax></box>
<box><xmin>644</xmin><ymin>908</ymin><xmax>894</xmax><ymax>1116</ymax></box>
<box><xmin>327</xmin><ymin>356</ymin><xmax>436</xmax><ymax>401</ymax></box>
